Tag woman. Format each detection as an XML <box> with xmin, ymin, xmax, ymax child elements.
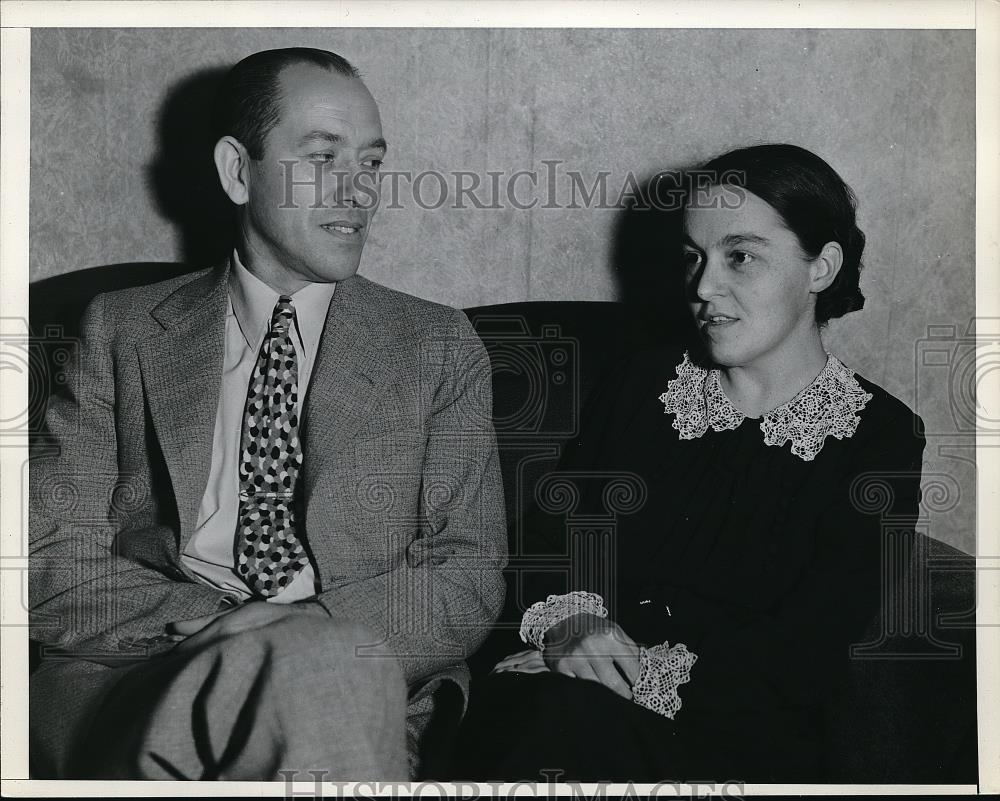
<box><xmin>452</xmin><ymin>144</ymin><xmax>926</xmax><ymax>782</ymax></box>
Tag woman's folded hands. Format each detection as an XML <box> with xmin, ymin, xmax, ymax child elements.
<box><xmin>494</xmin><ymin>611</ymin><xmax>642</xmax><ymax>699</ymax></box>
<box><xmin>491</xmin><ymin>648</ymin><xmax>548</xmax><ymax>674</ymax></box>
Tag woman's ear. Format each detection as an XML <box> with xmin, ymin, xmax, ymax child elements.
<box><xmin>214</xmin><ymin>136</ymin><xmax>251</xmax><ymax>205</ymax></box>
<box><xmin>810</xmin><ymin>241</ymin><xmax>843</xmax><ymax>294</ymax></box>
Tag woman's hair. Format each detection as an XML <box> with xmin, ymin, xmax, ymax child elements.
<box><xmin>695</xmin><ymin>143</ymin><xmax>866</xmax><ymax>324</ymax></box>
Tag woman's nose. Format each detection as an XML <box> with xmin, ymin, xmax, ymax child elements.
<box><xmin>694</xmin><ymin>255</ymin><xmax>727</xmax><ymax>300</ymax></box>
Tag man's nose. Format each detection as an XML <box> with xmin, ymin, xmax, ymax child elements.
<box><xmin>331</xmin><ymin>163</ymin><xmax>380</xmax><ymax>210</ymax></box>
<box><xmin>328</xmin><ymin>164</ymin><xmax>360</xmax><ymax>208</ymax></box>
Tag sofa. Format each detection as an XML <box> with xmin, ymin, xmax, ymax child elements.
<box><xmin>28</xmin><ymin>264</ymin><xmax>978</xmax><ymax>783</ymax></box>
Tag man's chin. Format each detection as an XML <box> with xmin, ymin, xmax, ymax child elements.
<box><xmin>313</xmin><ymin>267</ymin><xmax>360</xmax><ymax>283</ymax></box>
<box><xmin>304</xmin><ymin>257</ymin><xmax>363</xmax><ymax>283</ymax></box>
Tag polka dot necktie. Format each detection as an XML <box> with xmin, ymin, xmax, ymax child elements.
<box><xmin>235</xmin><ymin>295</ymin><xmax>309</xmax><ymax>597</ymax></box>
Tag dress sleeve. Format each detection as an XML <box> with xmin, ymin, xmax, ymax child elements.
<box><xmin>665</xmin><ymin>405</ymin><xmax>926</xmax><ymax>723</ymax></box>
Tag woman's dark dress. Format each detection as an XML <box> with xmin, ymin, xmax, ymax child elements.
<box><xmin>454</xmin><ymin>344</ymin><xmax>925</xmax><ymax>783</ymax></box>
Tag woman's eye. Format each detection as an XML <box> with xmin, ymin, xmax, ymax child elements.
<box><xmin>729</xmin><ymin>251</ymin><xmax>754</xmax><ymax>268</ymax></box>
<box><xmin>309</xmin><ymin>153</ymin><xmax>336</xmax><ymax>163</ymax></box>
<box><xmin>682</xmin><ymin>251</ymin><xmax>702</xmax><ymax>272</ymax></box>
<box><xmin>361</xmin><ymin>158</ymin><xmax>383</xmax><ymax>171</ymax></box>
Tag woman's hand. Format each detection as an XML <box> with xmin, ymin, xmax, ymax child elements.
<box><xmin>541</xmin><ymin>612</ymin><xmax>641</xmax><ymax>699</ymax></box>
<box><xmin>491</xmin><ymin>648</ymin><xmax>550</xmax><ymax>674</ymax></box>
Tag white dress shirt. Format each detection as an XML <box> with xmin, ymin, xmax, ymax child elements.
<box><xmin>181</xmin><ymin>253</ymin><xmax>336</xmax><ymax>603</ymax></box>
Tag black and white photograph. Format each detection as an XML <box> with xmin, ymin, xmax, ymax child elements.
<box><xmin>1</xmin><ymin>0</ymin><xmax>996</xmax><ymax>796</ymax></box>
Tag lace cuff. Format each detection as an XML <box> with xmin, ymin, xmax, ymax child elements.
<box><xmin>519</xmin><ymin>591</ymin><xmax>608</xmax><ymax>650</ymax></box>
<box><xmin>632</xmin><ymin>641</ymin><xmax>697</xmax><ymax>719</ymax></box>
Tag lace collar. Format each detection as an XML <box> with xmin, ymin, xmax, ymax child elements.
<box><xmin>658</xmin><ymin>351</ymin><xmax>873</xmax><ymax>462</ymax></box>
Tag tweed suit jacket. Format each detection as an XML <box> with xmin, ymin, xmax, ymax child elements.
<box><xmin>29</xmin><ymin>261</ymin><xmax>508</xmax><ymax>702</ymax></box>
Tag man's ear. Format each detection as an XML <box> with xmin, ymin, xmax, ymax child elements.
<box><xmin>214</xmin><ymin>136</ymin><xmax>251</xmax><ymax>205</ymax></box>
<box><xmin>809</xmin><ymin>241</ymin><xmax>843</xmax><ymax>294</ymax></box>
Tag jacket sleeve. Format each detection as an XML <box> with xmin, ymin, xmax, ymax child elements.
<box><xmin>29</xmin><ymin>293</ymin><xmax>226</xmax><ymax>658</ymax></box>
<box><xmin>311</xmin><ymin>310</ymin><xmax>508</xmax><ymax>686</ymax></box>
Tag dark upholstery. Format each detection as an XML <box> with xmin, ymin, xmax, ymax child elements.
<box><xmin>823</xmin><ymin>534</ymin><xmax>977</xmax><ymax>782</ymax></box>
<box><xmin>28</xmin><ymin>266</ymin><xmax>977</xmax><ymax>782</ymax></box>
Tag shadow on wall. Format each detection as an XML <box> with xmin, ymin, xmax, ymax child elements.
<box><xmin>29</xmin><ymin>68</ymin><xmax>237</xmax><ymax>436</ymax></box>
<box><xmin>147</xmin><ymin>66</ymin><xmax>236</xmax><ymax>268</ymax></box>
<box><xmin>608</xmin><ymin>170</ymin><xmax>696</xmax><ymax>349</ymax></box>
<box><xmin>30</xmin><ymin>65</ymin><xmax>236</xmax><ymax>340</ymax></box>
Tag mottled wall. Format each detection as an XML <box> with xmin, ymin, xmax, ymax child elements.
<box><xmin>29</xmin><ymin>28</ymin><xmax>976</xmax><ymax>553</ymax></box>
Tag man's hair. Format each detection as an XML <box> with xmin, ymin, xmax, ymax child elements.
<box><xmin>212</xmin><ymin>47</ymin><xmax>360</xmax><ymax>160</ymax></box>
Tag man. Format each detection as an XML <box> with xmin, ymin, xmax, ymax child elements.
<box><xmin>29</xmin><ymin>47</ymin><xmax>506</xmax><ymax>780</ymax></box>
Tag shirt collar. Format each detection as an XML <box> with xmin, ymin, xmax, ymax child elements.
<box><xmin>228</xmin><ymin>250</ymin><xmax>337</xmax><ymax>359</ymax></box>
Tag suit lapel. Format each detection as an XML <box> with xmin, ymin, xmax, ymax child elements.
<box><xmin>138</xmin><ymin>263</ymin><xmax>229</xmax><ymax>548</ymax></box>
<box><xmin>301</xmin><ymin>274</ymin><xmax>401</xmax><ymax>484</ymax></box>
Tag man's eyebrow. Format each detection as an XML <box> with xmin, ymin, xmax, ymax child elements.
<box><xmin>298</xmin><ymin>130</ymin><xmax>344</xmax><ymax>147</ymax></box>
<box><xmin>297</xmin><ymin>131</ymin><xmax>388</xmax><ymax>153</ymax></box>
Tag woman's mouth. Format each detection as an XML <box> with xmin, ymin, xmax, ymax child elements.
<box><xmin>700</xmin><ymin>314</ymin><xmax>738</xmax><ymax>329</ymax></box>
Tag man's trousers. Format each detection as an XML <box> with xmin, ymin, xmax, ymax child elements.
<box><xmin>29</xmin><ymin>616</ymin><xmax>410</xmax><ymax>780</ymax></box>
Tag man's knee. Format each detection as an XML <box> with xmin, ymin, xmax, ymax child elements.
<box><xmin>249</xmin><ymin>614</ymin><xmax>405</xmax><ymax>692</ymax></box>
<box><xmin>263</xmin><ymin>614</ymin><xmax>386</xmax><ymax>655</ymax></box>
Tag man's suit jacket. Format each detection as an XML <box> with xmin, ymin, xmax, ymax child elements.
<box><xmin>29</xmin><ymin>261</ymin><xmax>507</xmax><ymax>711</ymax></box>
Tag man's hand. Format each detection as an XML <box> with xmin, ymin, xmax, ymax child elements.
<box><xmin>166</xmin><ymin>600</ymin><xmax>330</xmax><ymax>652</ymax></box>
<box><xmin>541</xmin><ymin>612</ymin><xmax>641</xmax><ymax>699</ymax></box>
<box><xmin>166</xmin><ymin>607</ymin><xmax>238</xmax><ymax>638</ymax></box>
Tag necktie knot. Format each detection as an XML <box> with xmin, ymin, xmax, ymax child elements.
<box><xmin>271</xmin><ymin>295</ymin><xmax>295</xmax><ymax>335</ymax></box>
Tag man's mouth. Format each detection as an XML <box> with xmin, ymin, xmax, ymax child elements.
<box><xmin>321</xmin><ymin>221</ymin><xmax>364</xmax><ymax>238</ymax></box>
